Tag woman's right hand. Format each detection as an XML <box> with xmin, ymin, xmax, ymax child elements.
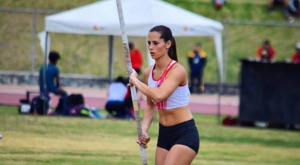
<box><xmin>136</xmin><ymin>132</ymin><xmax>150</xmax><ymax>148</ymax></box>
<box><xmin>126</xmin><ymin>69</ymin><xmax>138</xmax><ymax>87</ymax></box>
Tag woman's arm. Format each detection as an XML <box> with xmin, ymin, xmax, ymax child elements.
<box><xmin>138</xmin><ymin>67</ymin><xmax>156</xmax><ymax>148</ymax></box>
<box><xmin>142</xmin><ymin>96</ymin><xmax>156</xmax><ymax>133</ymax></box>
<box><xmin>138</xmin><ymin>95</ymin><xmax>156</xmax><ymax>148</ymax></box>
<box><xmin>130</xmin><ymin>64</ymin><xmax>187</xmax><ymax>103</ymax></box>
<box><xmin>140</xmin><ymin>66</ymin><xmax>156</xmax><ymax>132</ymax></box>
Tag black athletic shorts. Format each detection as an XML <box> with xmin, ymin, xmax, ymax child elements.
<box><xmin>157</xmin><ymin>119</ymin><xmax>200</xmax><ymax>154</ymax></box>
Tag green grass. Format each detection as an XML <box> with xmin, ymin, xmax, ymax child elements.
<box><xmin>1</xmin><ymin>105</ymin><xmax>300</xmax><ymax>165</ymax></box>
<box><xmin>0</xmin><ymin>0</ymin><xmax>300</xmax><ymax>82</ymax></box>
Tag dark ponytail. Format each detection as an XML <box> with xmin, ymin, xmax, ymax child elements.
<box><xmin>150</xmin><ymin>25</ymin><xmax>178</xmax><ymax>62</ymax></box>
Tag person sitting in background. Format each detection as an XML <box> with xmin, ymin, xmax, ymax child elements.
<box><xmin>268</xmin><ymin>0</ymin><xmax>299</xmax><ymax>23</ymax></box>
<box><xmin>286</xmin><ymin>0</ymin><xmax>300</xmax><ymax>21</ymax></box>
<box><xmin>39</xmin><ymin>51</ymin><xmax>68</xmax><ymax>114</ymax></box>
<box><xmin>213</xmin><ymin>0</ymin><xmax>226</xmax><ymax>10</ymax></box>
<box><xmin>256</xmin><ymin>40</ymin><xmax>276</xmax><ymax>62</ymax></box>
<box><xmin>105</xmin><ymin>76</ymin><xmax>132</xmax><ymax>119</ymax></box>
<box><xmin>39</xmin><ymin>51</ymin><xmax>67</xmax><ymax>96</ymax></box>
<box><xmin>291</xmin><ymin>42</ymin><xmax>300</xmax><ymax>63</ymax></box>
<box><xmin>268</xmin><ymin>0</ymin><xmax>288</xmax><ymax>12</ymax></box>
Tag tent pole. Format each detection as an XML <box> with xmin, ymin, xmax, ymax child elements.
<box><xmin>30</xmin><ymin>10</ymin><xmax>37</xmax><ymax>76</ymax></box>
<box><xmin>42</xmin><ymin>31</ymin><xmax>49</xmax><ymax>115</ymax></box>
<box><xmin>223</xmin><ymin>24</ymin><xmax>229</xmax><ymax>82</ymax></box>
<box><xmin>217</xmin><ymin>71</ymin><xmax>222</xmax><ymax>125</ymax></box>
<box><xmin>213</xmin><ymin>33</ymin><xmax>224</xmax><ymax>124</ymax></box>
<box><xmin>108</xmin><ymin>35</ymin><xmax>114</xmax><ymax>82</ymax></box>
<box><xmin>145</xmin><ymin>38</ymin><xmax>154</xmax><ymax>66</ymax></box>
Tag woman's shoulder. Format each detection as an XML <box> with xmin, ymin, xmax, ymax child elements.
<box><xmin>172</xmin><ymin>62</ymin><xmax>187</xmax><ymax>74</ymax></box>
<box><xmin>166</xmin><ymin>62</ymin><xmax>187</xmax><ymax>79</ymax></box>
<box><xmin>167</xmin><ymin>62</ymin><xmax>187</xmax><ymax>85</ymax></box>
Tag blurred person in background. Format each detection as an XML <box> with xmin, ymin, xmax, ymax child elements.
<box><xmin>256</xmin><ymin>40</ymin><xmax>276</xmax><ymax>62</ymax></box>
<box><xmin>268</xmin><ymin>0</ymin><xmax>300</xmax><ymax>23</ymax></box>
<box><xmin>268</xmin><ymin>0</ymin><xmax>288</xmax><ymax>12</ymax></box>
<box><xmin>213</xmin><ymin>0</ymin><xmax>226</xmax><ymax>10</ymax></box>
<box><xmin>129</xmin><ymin>41</ymin><xmax>144</xmax><ymax>100</ymax></box>
<box><xmin>39</xmin><ymin>51</ymin><xmax>68</xmax><ymax>115</ymax></box>
<box><xmin>188</xmin><ymin>43</ymin><xmax>207</xmax><ymax>94</ymax></box>
<box><xmin>105</xmin><ymin>76</ymin><xmax>132</xmax><ymax>119</ymax></box>
<box><xmin>129</xmin><ymin>42</ymin><xmax>143</xmax><ymax>76</ymax></box>
<box><xmin>291</xmin><ymin>42</ymin><xmax>300</xmax><ymax>63</ymax></box>
<box><xmin>39</xmin><ymin>51</ymin><xmax>67</xmax><ymax>97</ymax></box>
<box><xmin>285</xmin><ymin>0</ymin><xmax>300</xmax><ymax>22</ymax></box>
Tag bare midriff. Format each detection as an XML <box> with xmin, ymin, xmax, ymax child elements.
<box><xmin>158</xmin><ymin>105</ymin><xmax>193</xmax><ymax>126</ymax></box>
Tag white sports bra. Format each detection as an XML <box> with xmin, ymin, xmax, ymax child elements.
<box><xmin>147</xmin><ymin>60</ymin><xmax>190</xmax><ymax>110</ymax></box>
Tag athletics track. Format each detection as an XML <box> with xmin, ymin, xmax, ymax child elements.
<box><xmin>0</xmin><ymin>85</ymin><xmax>239</xmax><ymax>116</ymax></box>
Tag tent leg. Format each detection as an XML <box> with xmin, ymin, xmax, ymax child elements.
<box><xmin>223</xmin><ymin>24</ymin><xmax>229</xmax><ymax>82</ymax></box>
<box><xmin>42</xmin><ymin>31</ymin><xmax>49</xmax><ymax>115</ymax></box>
<box><xmin>108</xmin><ymin>35</ymin><xmax>114</xmax><ymax>82</ymax></box>
<box><xmin>217</xmin><ymin>75</ymin><xmax>223</xmax><ymax>125</ymax></box>
<box><xmin>30</xmin><ymin>10</ymin><xmax>37</xmax><ymax>76</ymax></box>
<box><xmin>213</xmin><ymin>33</ymin><xmax>224</xmax><ymax>82</ymax></box>
<box><xmin>43</xmin><ymin>32</ymin><xmax>49</xmax><ymax>95</ymax></box>
<box><xmin>145</xmin><ymin>38</ymin><xmax>154</xmax><ymax>66</ymax></box>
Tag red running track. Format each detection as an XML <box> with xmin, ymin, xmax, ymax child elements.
<box><xmin>0</xmin><ymin>92</ymin><xmax>238</xmax><ymax>116</ymax></box>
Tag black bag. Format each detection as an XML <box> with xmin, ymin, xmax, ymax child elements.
<box><xmin>55</xmin><ymin>97</ymin><xmax>67</xmax><ymax>115</ymax></box>
<box><xmin>30</xmin><ymin>96</ymin><xmax>49</xmax><ymax>115</ymax></box>
<box><xmin>66</xmin><ymin>94</ymin><xmax>84</xmax><ymax>106</ymax></box>
<box><xmin>18</xmin><ymin>99</ymin><xmax>31</xmax><ymax>114</ymax></box>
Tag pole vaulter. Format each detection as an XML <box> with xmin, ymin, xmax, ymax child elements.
<box><xmin>115</xmin><ymin>0</ymin><xmax>148</xmax><ymax>164</ymax></box>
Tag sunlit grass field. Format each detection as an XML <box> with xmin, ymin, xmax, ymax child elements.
<box><xmin>0</xmin><ymin>106</ymin><xmax>299</xmax><ymax>165</ymax></box>
<box><xmin>1</xmin><ymin>0</ymin><xmax>300</xmax><ymax>83</ymax></box>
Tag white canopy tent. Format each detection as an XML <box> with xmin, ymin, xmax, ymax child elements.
<box><xmin>40</xmin><ymin>0</ymin><xmax>224</xmax><ymax>81</ymax></box>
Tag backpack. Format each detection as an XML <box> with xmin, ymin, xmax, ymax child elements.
<box><xmin>55</xmin><ymin>97</ymin><xmax>67</xmax><ymax>115</ymax></box>
<box><xmin>68</xmin><ymin>105</ymin><xmax>101</xmax><ymax>118</ymax></box>
<box><xmin>68</xmin><ymin>105</ymin><xmax>89</xmax><ymax>117</ymax></box>
<box><xmin>66</xmin><ymin>94</ymin><xmax>84</xmax><ymax>107</ymax></box>
<box><xmin>18</xmin><ymin>99</ymin><xmax>31</xmax><ymax>114</ymax></box>
<box><xmin>30</xmin><ymin>96</ymin><xmax>49</xmax><ymax>115</ymax></box>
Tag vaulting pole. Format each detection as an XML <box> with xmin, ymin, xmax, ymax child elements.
<box><xmin>115</xmin><ymin>0</ymin><xmax>147</xmax><ymax>164</ymax></box>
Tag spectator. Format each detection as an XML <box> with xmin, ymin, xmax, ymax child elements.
<box><xmin>105</xmin><ymin>76</ymin><xmax>132</xmax><ymax>119</ymax></box>
<box><xmin>129</xmin><ymin>42</ymin><xmax>143</xmax><ymax>76</ymax></box>
<box><xmin>256</xmin><ymin>40</ymin><xmax>276</xmax><ymax>62</ymax></box>
<box><xmin>39</xmin><ymin>51</ymin><xmax>67</xmax><ymax>114</ymax></box>
<box><xmin>213</xmin><ymin>0</ymin><xmax>226</xmax><ymax>10</ymax></box>
<box><xmin>188</xmin><ymin>43</ymin><xmax>207</xmax><ymax>93</ymax></box>
<box><xmin>39</xmin><ymin>51</ymin><xmax>67</xmax><ymax>95</ymax></box>
<box><xmin>285</xmin><ymin>0</ymin><xmax>300</xmax><ymax>23</ymax></box>
<box><xmin>268</xmin><ymin>0</ymin><xmax>288</xmax><ymax>12</ymax></box>
<box><xmin>291</xmin><ymin>42</ymin><xmax>300</xmax><ymax>63</ymax></box>
<box><xmin>129</xmin><ymin>42</ymin><xmax>144</xmax><ymax>100</ymax></box>
<box><xmin>268</xmin><ymin>0</ymin><xmax>297</xmax><ymax>23</ymax></box>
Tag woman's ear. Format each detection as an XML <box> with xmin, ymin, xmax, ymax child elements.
<box><xmin>166</xmin><ymin>40</ymin><xmax>172</xmax><ymax>49</ymax></box>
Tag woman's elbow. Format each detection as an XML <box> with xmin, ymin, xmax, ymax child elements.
<box><xmin>153</xmin><ymin>94</ymin><xmax>167</xmax><ymax>103</ymax></box>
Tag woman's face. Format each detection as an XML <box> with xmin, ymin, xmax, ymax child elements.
<box><xmin>147</xmin><ymin>32</ymin><xmax>170</xmax><ymax>59</ymax></box>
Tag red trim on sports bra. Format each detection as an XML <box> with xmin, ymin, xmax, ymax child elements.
<box><xmin>164</xmin><ymin>61</ymin><xmax>177</xmax><ymax>77</ymax></box>
<box><xmin>154</xmin><ymin>60</ymin><xmax>178</xmax><ymax>110</ymax></box>
<box><xmin>179</xmin><ymin>83</ymin><xmax>188</xmax><ymax>87</ymax></box>
<box><xmin>152</xmin><ymin>60</ymin><xmax>173</xmax><ymax>81</ymax></box>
